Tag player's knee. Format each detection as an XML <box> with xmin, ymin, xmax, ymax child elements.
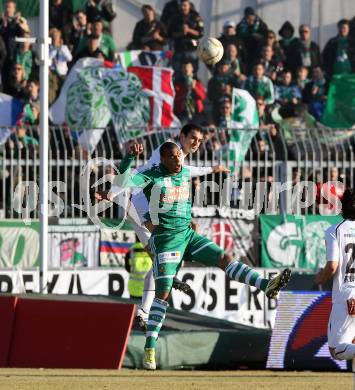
<box><xmin>218</xmin><ymin>253</ymin><xmax>232</xmax><ymax>269</ymax></box>
<box><xmin>155</xmin><ymin>290</ymin><xmax>170</xmax><ymax>302</ymax></box>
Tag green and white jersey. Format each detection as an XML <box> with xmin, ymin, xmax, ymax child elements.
<box><xmin>118</xmin><ymin>155</ymin><xmax>192</xmax><ymax>232</ymax></box>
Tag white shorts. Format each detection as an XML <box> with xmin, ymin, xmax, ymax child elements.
<box><xmin>126</xmin><ymin>193</ymin><xmax>151</xmax><ymax>247</ymax></box>
<box><xmin>130</xmin><ymin>191</ymin><xmax>149</xmax><ymax>222</ymax></box>
<box><xmin>328</xmin><ymin>302</ymin><xmax>355</xmax><ymax>348</ymax></box>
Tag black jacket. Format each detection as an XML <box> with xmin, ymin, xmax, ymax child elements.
<box><xmin>161</xmin><ymin>0</ymin><xmax>196</xmax><ymax>29</ymax></box>
<box><xmin>85</xmin><ymin>0</ymin><xmax>116</xmax><ymax>23</ymax></box>
<box><xmin>236</xmin><ymin>16</ymin><xmax>268</xmax><ymax>63</ymax></box>
<box><xmin>0</xmin><ymin>17</ymin><xmax>27</xmax><ymax>60</ymax></box>
<box><xmin>169</xmin><ymin>10</ymin><xmax>204</xmax><ymax>52</ymax></box>
<box><xmin>287</xmin><ymin>38</ymin><xmax>321</xmax><ymax>74</ymax></box>
<box><xmin>322</xmin><ymin>35</ymin><xmax>355</xmax><ymax>77</ymax></box>
<box><xmin>302</xmin><ymin>79</ymin><xmax>329</xmax><ymax>103</ymax></box>
<box><xmin>50</xmin><ymin>3</ymin><xmax>71</xmax><ymax>30</ymax></box>
<box><xmin>217</xmin><ymin>34</ymin><xmax>247</xmax><ymax>63</ymax></box>
<box><xmin>132</xmin><ymin>19</ymin><xmax>167</xmax><ymax>50</ymax></box>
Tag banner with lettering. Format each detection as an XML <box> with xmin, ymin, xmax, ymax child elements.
<box><xmin>192</xmin><ymin>212</ymin><xmax>260</xmax><ymax>267</ymax></box>
<box><xmin>260</xmin><ymin>214</ymin><xmax>342</xmax><ymax>269</ymax></box>
<box><xmin>0</xmin><ymin>268</ymin><xmax>280</xmax><ymax>328</ymax></box>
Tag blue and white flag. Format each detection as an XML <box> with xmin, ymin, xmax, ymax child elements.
<box><xmin>0</xmin><ymin>93</ymin><xmax>23</xmax><ymax>144</ymax></box>
<box><xmin>0</xmin><ymin>93</ymin><xmax>23</xmax><ymax>126</ymax></box>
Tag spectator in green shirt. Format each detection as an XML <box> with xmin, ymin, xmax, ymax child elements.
<box><xmin>76</xmin><ymin>18</ymin><xmax>116</xmax><ymax>61</ymax></box>
<box><xmin>245</xmin><ymin>62</ymin><xmax>275</xmax><ymax>105</ymax></box>
<box><xmin>15</xmin><ymin>32</ymin><xmax>37</xmax><ymax>80</ymax></box>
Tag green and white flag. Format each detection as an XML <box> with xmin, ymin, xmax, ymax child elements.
<box><xmin>321</xmin><ymin>73</ymin><xmax>355</xmax><ymax>128</ymax></box>
<box><xmin>49</xmin><ymin>57</ymin><xmax>180</xmax><ymax>151</ymax></box>
<box><xmin>226</xmin><ymin>89</ymin><xmax>259</xmax><ymax>169</ymax></box>
<box><xmin>49</xmin><ymin>58</ymin><xmax>150</xmax><ymax>150</ymax></box>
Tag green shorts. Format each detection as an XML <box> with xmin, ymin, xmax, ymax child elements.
<box><xmin>148</xmin><ymin>227</ymin><xmax>224</xmax><ymax>292</ymax></box>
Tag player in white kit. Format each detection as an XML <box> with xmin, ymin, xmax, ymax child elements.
<box><xmin>316</xmin><ymin>189</ymin><xmax>355</xmax><ymax>381</ymax></box>
<box><xmin>107</xmin><ymin>124</ymin><xmax>230</xmax><ymax>329</ymax></box>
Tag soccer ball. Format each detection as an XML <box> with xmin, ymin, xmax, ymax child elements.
<box><xmin>197</xmin><ymin>37</ymin><xmax>224</xmax><ymax>65</ymax></box>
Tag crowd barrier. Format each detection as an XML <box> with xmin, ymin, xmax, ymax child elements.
<box><xmin>0</xmin><ymin>126</ymin><xmax>355</xmax><ymax>219</ymax></box>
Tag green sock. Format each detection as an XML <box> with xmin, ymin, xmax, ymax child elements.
<box><xmin>144</xmin><ymin>297</ymin><xmax>168</xmax><ymax>349</ymax></box>
<box><xmin>225</xmin><ymin>260</ymin><xmax>268</xmax><ymax>291</ymax></box>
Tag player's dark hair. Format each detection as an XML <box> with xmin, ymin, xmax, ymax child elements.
<box><xmin>180</xmin><ymin>123</ymin><xmax>203</xmax><ymax>137</ymax></box>
<box><xmin>253</xmin><ymin>61</ymin><xmax>264</xmax><ymax>69</ymax></box>
<box><xmin>160</xmin><ymin>141</ymin><xmax>179</xmax><ymax>157</ymax></box>
<box><xmin>142</xmin><ymin>4</ymin><xmax>154</xmax><ymax>13</ymax></box>
<box><xmin>341</xmin><ymin>188</ymin><xmax>355</xmax><ymax>220</ymax></box>
<box><xmin>338</xmin><ymin>19</ymin><xmax>349</xmax><ymax>28</ymax></box>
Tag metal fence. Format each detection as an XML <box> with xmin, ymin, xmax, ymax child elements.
<box><xmin>1</xmin><ymin>125</ymin><xmax>355</xmax><ymax>219</ymax></box>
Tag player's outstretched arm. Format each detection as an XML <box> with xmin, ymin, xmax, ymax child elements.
<box><xmin>212</xmin><ymin>165</ymin><xmax>231</xmax><ymax>174</ymax></box>
<box><xmin>115</xmin><ymin>143</ymin><xmax>151</xmax><ymax>189</ymax></box>
<box><xmin>187</xmin><ymin>164</ymin><xmax>230</xmax><ymax>177</ymax></box>
<box><xmin>118</xmin><ymin>143</ymin><xmax>144</xmax><ymax>174</ymax></box>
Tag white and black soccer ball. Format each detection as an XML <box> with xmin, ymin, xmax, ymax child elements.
<box><xmin>197</xmin><ymin>37</ymin><xmax>224</xmax><ymax>65</ymax></box>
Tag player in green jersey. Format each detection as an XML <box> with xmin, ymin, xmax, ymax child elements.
<box><xmin>115</xmin><ymin>142</ymin><xmax>291</xmax><ymax>370</ymax></box>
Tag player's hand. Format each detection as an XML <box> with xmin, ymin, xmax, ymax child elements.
<box><xmin>128</xmin><ymin>143</ymin><xmax>143</xmax><ymax>157</ymax></box>
<box><xmin>182</xmin><ymin>24</ymin><xmax>189</xmax><ymax>35</ymax></box>
<box><xmin>312</xmin><ymin>86</ymin><xmax>319</xmax><ymax>96</ymax></box>
<box><xmin>212</xmin><ymin>165</ymin><xmax>231</xmax><ymax>174</ymax></box>
<box><xmin>94</xmin><ymin>190</ymin><xmax>112</xmax><ymax>201</ymax></box>
<box><xmin>315</xmin><ymin>269</ymin><xmax>324</xmax><ymax>285</ymax></box>
<box><xmin>190</xmin><ymin>219</ymin><xmax>199</xmax><ymax>232</ymax></box>
<box><xmin>152</xmin><ymin>30</ymin><xmax>162</xmax><ymax>40</ymax></box>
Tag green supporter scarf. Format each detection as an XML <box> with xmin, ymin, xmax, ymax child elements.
<box><xmin>334</xmin><ymin>37</ymin><xmax>352</xmax><ymax>74</ymax></box>
<box><xmin>15</xmin><ymin>50</ymin><xmax>32</xmax><ymax>80</ymax></box>
<box><xmin>300</xmin><ymin>40</ymin><xmax>311</xmax><ymax>67</ymax></box>
<box><xmin>249</xmin><ymin>77</ymin><xmax>271</xmax><ymax>101</ymax></box>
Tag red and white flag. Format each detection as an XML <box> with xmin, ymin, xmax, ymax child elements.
<box><xmin>128</xmin><ymin>66</ymin><xmax>180</xmax><ymax>129</ymax></box>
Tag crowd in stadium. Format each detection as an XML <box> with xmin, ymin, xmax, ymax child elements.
<box><xmin>0</xmin><ymin>0</ymin><xmax>352</xmax><ymax>201</ymax></box>
<box><xmin>0</xmin><ymin>0</ymin><xmax>353</xmax><ymax>129</ymax></box>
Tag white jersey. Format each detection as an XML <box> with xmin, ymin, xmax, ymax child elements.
<box><xmin>111</xmin><ymin>140</ymin><xmax>213</xmax><ymax>195</ymax></box>
<box><xmin>137</xmin><ymin>140</ymin><xmax>213</xmax><ymax>176</ymax></box>
<box><xmin>325</xmin><ymin>220</ymin><xmax>355</xmax><ymax>303</ymax></box>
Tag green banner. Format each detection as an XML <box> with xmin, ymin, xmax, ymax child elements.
<box><xmin>260</xmin><ymin>214</ymin><xmax>342</xmax><ymax>269</ymax></box>
<box><xmin>321</xmin><ymin>74</ymin><xmax>355</xmax><ymax>128</ymax></box>
<box><xmin>0</xmin><ymin>0</ymin><xmax>39</xmax><ymax>17</ymax></box>
<box><xmin>68</xmin><ymin>0</ymin><xmax>86</xmax><ymax>12</ymax></box>
<box><xmin>224</xmin><ymin>88</ymin><xmax>258</xmax><ymax>171</ymax></box>
<box><xmin>0</xmin><ymin>220</ymin><xmax>39</xmax><ymax>267</ymax></box>
<box><xmin>0</xmin><ymin>0</ymin><xmax>86</xmax><ymax>17</ymax></box>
